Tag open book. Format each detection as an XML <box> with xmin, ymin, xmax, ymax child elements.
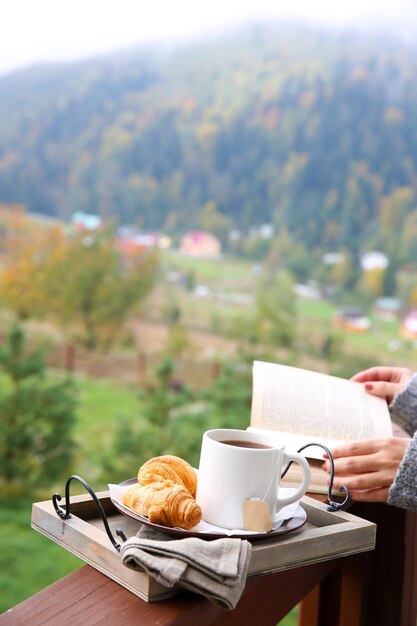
<box><xmin>248</xmin><ymin>360</ymin><xmax>393</xmax><ymax>494</ymax></box>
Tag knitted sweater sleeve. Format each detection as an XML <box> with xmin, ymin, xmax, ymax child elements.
<box><xmin>387</xmin><ymin>374</ymin><xmax>417</xmax><ymax>511</ymax></box>
<box><xmin>388</xmin><ymin>373</ymin><xmax>417</xmax><ymax>435</ymax></box>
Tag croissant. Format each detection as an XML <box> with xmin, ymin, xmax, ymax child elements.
<box><xmin>138</xmin><ymin>455</ymin><xmax>197</xmax><ymax>498</ymax></box>
<box><xmin>123</xmin><ymin>480</ymin><xmax>202</xmax><ymax>530</ymax></box>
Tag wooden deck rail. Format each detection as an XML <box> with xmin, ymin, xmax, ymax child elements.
<box><xmin>1</xmin><ymin>500</ymin><xmax>417</xmax><ymax>626</ymax></box>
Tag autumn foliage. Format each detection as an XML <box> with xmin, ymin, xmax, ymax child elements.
<box><xmin>0</xmin><ymin>206</ymin><xmax>158</xmax><ymax>349</ymax></box>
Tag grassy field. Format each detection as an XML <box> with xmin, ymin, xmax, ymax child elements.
<box><xmin>72</xmin><ymin>376</ymin><xmax>141</xmax><ymax>487</ymax></box>
<box><xmin>0</xmin><ymin>375</ymin><xmax>140</xmax><ymax>613</ymax></box>
<box><xmin>0</xmin><ymin>498</ymin><xmax>83</xmax><ymax>612</ymax></box>
<box><xmin>161</xmin><ymin>250</ymin><xmax>256</xmax><ymax>285</ymax></box>
<box><xmin>297</xmin><ymin>297</ymin><xmax>417</xmax><ymax>371</ymax></box>
<box><xmin>159</xmin><ymin>250</ymin><xmax>417</xmax><ymax>372</ymax></box>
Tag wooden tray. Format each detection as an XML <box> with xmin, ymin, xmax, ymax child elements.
<box><xmin>31</xmin><ymin>492</ymin><xmax>376</xmax><ymax>603</ymax></box>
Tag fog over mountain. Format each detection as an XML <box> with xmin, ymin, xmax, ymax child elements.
<box><xmin>0</xmin><ymin>22</ymin><xmax>416</xmax><ymax>270</ymax></box>
<box><xmin>1</xmin><ymin>0</ymin><xmax>417</xmax><ymax>75</ymax></box>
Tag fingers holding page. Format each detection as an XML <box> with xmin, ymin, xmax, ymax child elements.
<box><xmin>351</xmin><ymin>366</ymin><xmax>413</xmax><ymax>403</ymax></box>
<box><xmin>350</xmin><ymin>367</ymin><xmax>412</xmax><ymax>404</ymax></box>
<box><xmin>351</xmin><ymin>367</ymin><xmax>392</xmax><ymax>383</ymax></box>
<box><xmin>351</xmin><ymin>366</ymin><xmax>413</xmax><ymax>384</ymax></box>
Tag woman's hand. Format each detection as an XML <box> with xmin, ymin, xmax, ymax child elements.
<box><xmin>351</xmin><ymin>366</ymin><xmax>413</xmax><ymax>405</ymax></box>
<box><xmin>323</xmin><ymin>437</ymin><xmax>410</xmax><ymax>502</ymax></box>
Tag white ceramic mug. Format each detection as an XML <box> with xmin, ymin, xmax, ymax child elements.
<box><xmin>196</xmin><ymin>428</ymin><xmax>311</xmax><ymax>529</ymax></box>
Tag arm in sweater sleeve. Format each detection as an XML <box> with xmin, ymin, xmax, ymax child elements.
<box><xmin>387</xmin><ymin>374</ymin><xmax>417</xmax><ymax>511</ymax></box>
<box><xmin>389</xmin><ymin>373</ymin><xmax>417</xmax><ymax>435</ymax></box>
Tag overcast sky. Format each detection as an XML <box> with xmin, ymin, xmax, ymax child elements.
<box><xmin>1</xmin><ymin>0</ymin><xmax>416</xmax><ymax>76</ymax></box>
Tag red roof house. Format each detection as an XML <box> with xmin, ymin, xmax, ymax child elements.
<box><xmin>179</xmin><ymin>231</ymin><xmax>221</xmax><ymax>258</ymax></box>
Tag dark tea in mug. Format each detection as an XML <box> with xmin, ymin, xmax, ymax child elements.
<box><xmin>221</xmin><ymin>439</ymin><xmax>273</xmax><ymax>449</ymax></box>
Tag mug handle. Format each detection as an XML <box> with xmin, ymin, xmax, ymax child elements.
<box><xmin>275</xmin><ymin>452</ymin><xmax>311</xmax><ymax>511</ymax></box>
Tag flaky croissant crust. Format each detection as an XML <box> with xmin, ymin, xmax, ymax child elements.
<box><xmin>123</xmin><ymin>480</ymin><xmax>202</xmax><ymax>530</ymax></box>
<box><xmin>138</xmin><ymin>455</ymin><xmax>197</xmax><ymax>498</ymax></box>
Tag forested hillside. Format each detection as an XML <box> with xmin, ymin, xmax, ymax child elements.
<box><xmin>1</xmin><ymin>24</ymin><xmax>417</xmax><ymax>254</ymax></box>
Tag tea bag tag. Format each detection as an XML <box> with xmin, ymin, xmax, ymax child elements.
<box><xmin>243</xmin><ymin>499</ymin><xmax>272</xmax><ymax>532</ymax></box>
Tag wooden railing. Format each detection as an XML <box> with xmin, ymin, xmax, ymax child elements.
<box><xmin>2</xmin><ymin>500</ymin><xmax>417</xmax><ymax>625</ymax></box>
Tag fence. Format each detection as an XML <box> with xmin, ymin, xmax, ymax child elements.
<box><xmin>42</xmin><ymin>341</ymin><xmax>221</xmax><ymax>389</ymax></box>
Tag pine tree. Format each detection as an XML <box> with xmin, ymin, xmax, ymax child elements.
<box><xmin>0</xmin><ymin>323</ymin><xmax>77</xmax><ymax>489</ymax></box>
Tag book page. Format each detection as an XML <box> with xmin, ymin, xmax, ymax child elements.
<box><xmin>250</xmin><ymin>361</ymin><xmax>392</xmax><ymax>444</ymax></box>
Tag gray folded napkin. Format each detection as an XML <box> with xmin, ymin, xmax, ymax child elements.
<box><xmin>120</xmin><ymin>526</ymin><xmax>252</xmax><ymax>610</ymax></box>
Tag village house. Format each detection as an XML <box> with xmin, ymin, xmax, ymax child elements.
<box><xmin>333</xmin><ymin>306</ymin><xmax>371</xmax><ymax>332</ymax></box>
<box><xmin>400</xmin><ymin>311</ymin><xmax>417</xmax><ymax>340</ymax></box>
<box><xmin>360</xmin><ymin>251</ymin><xmax>389</xmax><ymax>271</ymax></box>
<box><xmin>373</xmin><ymin>297</ymin><xmax>403</xmax><ymax>321</ymax></box>
<box><xmin>71</xmin><ymin>211</ymin><xmax>102</xmax><ymax>231</ymax></box>
<box><xmin>179</xmin><ymin>230</ymin><xmax>221</xmax><ymax>258</ymax></box>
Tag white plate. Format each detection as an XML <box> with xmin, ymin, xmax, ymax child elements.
<box><xmin>110</xmin><ymin>478</ymin><xmax>307</xmax><ymax>541</ymax></box>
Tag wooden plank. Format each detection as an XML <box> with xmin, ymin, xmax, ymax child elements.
<box><xmin>30</xmin><ymin>491</ymin><xmax>376</xmax><ymax>603</ymax></box>
<box><xmin>249</xmin><ymin>497</ymin><xmax>375</xmax><ymax>576</ymax></box>
<box><xmin>249</xmin><ymin>522</ymin><xmax>374</xmax><ymax>575</ymax></box>
<box><xmin>401</xmin><ymin>510</ymin><xmax>417</xmax><ymax>626</ymax></box>
<box><xmin>298</xmin><ymin>584</ymin><xmax>320</xmax><ymax>626</ymax></box>
<box><xmin>0</xmin><ymin>560</ymin><xmax>339</xmax><ymax>626</ymax></box>
<box><xmin>314</xmin><ymin>555</ymin><xmax>364</xmax><ymax>626</ymax></box>
<box><xmin>0</xmin><ymin>566</ymin><xmax>201</xmax><ymax>626</ymax></box>
<box><xmin>31</xmin><ymin>500</ymin><xmax>177</xmax><ymax>602</ymax></box>
<box><xmin>347</xmin><ymin>500</ymin><xmax>417</xmax><ymax>626</ymax></box>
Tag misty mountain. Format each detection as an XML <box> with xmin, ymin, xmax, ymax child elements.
<box><xmin>0</xmin><ymin>23</ymin><xmax>416</xmax><ymax>253</ymax></box>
